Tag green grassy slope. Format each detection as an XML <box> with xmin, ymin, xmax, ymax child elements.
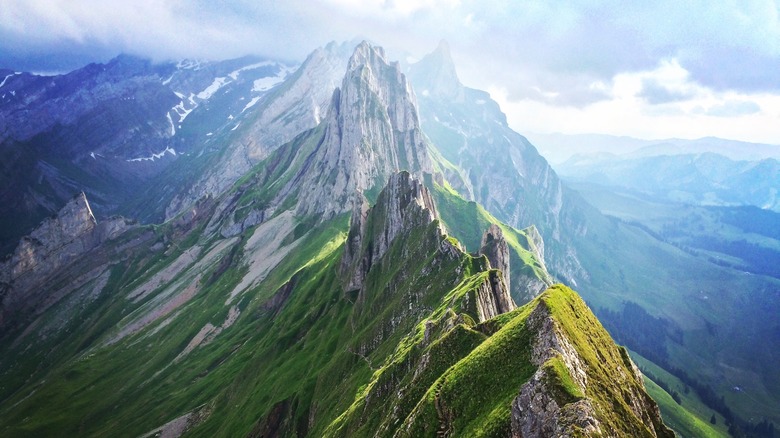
<box><xmin>428</xmin><ymin>177</ymin><xmax>551</xmax><ymax>304</ymax></box>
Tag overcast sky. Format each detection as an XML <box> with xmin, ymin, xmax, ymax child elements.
<box><xmin>2</xmin><ymin>0</ymin><xmax>779</xmax><ymax>144</ymax></box>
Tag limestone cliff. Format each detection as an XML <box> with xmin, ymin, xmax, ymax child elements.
<box><xmin>340</xmin><ymin>171</ymin><xmax>442</xmax><ymax>294</ymax></box>
<box><xmin>473</xmin><ymin>269</ymin><xmax>516</xmax><ymax>322</ymax></box>
<box><xmin>480</xmin><ymin>224</ymin><xmax>511</xmax><ymax>292</ymax></box>
<box><xmin>165</xmin><ymin>42</ymin><xmax>352</xmax><ymax>220</ymax></box>
<box><xmin>510</xmin><ymin>285</ymin><xmax>675</xmax><ymax>438</ymax></box>
<box><xmin>0</xmin><ymin>192</ymin><xmax>134</xmax><ymax>326</ymax></box>
<box><xmin>275</xmin><ymin>41</ymin><xmax>434</xmax><ymax>219</ymax></box>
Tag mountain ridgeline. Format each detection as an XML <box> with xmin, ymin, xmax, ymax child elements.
<box><xmin>0</xmin><ymin>40</ymin><xmax>765</xmax><ymax>437</ymax></box>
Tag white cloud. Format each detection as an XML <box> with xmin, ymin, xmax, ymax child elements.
<box><xmin>1</xmin><ymin>0</ymin><xmax>779</xmax><ymax>143</ymax></box>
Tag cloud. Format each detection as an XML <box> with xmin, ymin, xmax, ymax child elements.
<box><xmin>0</xmin><ymin>0</ymin><xmax>779</xmax><ymax>117</ymax></box>
<box><xmin>638</xmin><ymin>79</ymin><xmax>695</xmax><ymax>104</ymax></box>
<box><xmin>692</xmin><ymin>100</ymin><xmax>762</xmax><ymax>117</ymax></box>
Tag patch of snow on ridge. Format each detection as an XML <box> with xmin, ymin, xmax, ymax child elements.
<box><xmin>171</xmin><ymin>100</ymin><xmax>194</xmax><ymax>123</ymax></box>
<box><xmin>166</xmin><ymin>113</ymin><xmax>176</xmax><ymax>136</ymax></box>
<box><xmin>242</xmin><ymin>96</ymin><xmax>262</xmax><ymax>113</ymax></box>
<box><xmin>228</xmin><ymin>61</ymin><xmax>278</xmax><ymax>80</ymax></box>
<box><xmin>251</xmin><ymin>65</ymin><xmax>294</xmax><ymax>92</ymax></box>
<box><xmin>176</xmin><ymin>59</ymin><xmax>203</xmax><ymax>70</ymax></box>
<box><xmin>197</xmin><ymin>77</ymin><xmax>230</xmax><ymax>100</ymax></box>
<box><xmin>127</xmin><ymin>146</ymin><xmax>177</xmax><ymax>162</ymax></box>
<box><xmin>252</xmin><ymin>76</ymin><xmax>282</xmax><ymax>92</ymax></box>
<box><xmin>0</xmin><ymin>72</ymin><xmax>20</xmax><ymax>88</ymax></box>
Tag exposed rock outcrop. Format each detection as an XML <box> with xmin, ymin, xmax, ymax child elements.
<box><xmin>165</xmin><ymin>42</ymin><xmax>352</xmax><ymax>220</ymax></box>
<box><xmin>473</xmin><ymin>269</ymin><xmax>515</xmax><ymax>322</ymax></box>
<box><xmin>479</xmin><ymin>224</ymin><xmax>511</xmax><ymax>292</ymax></box>
<box><xmin>276</xmin><ymin>41</ymin><xmax>434</xmax><ymax>220</ymax></box>
<box><xmin>510</xmin><ymin>287</ymin><xmax>674</xmax><ymax>437</ymax></box>
<box><xmin>340</xmin><ymin>171</ymin><xmax>442</xmax><ymax>293</ymax></box>
<box><xmin>0</xmin><ymin>192</ymin><xmax>134</xmax><ymax>326</ymax></box>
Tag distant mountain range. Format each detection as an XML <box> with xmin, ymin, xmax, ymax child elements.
<box><xmin>527</xmin><ymin>132</ymin><xmax>780</xmax><ymax>164</ymax></box>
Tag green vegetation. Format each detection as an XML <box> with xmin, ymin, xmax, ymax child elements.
<box><xmin>428</xmin><ymin>177</ymin><xmax>551</xmax><ymax>304</ymax></box>
<box><xmin>632</xmin><ymin>352</ymin><xmax>728</xmax><ymax>438</ymax></box>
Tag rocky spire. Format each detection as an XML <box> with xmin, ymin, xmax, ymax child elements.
<box><xmin>479</xmin><ymin>224</ymin><xmax>511</xmax><ymax>293</ymax></box>
<box><xmin>340</xmin><ymin>171</ymin><xmax>441</xmax><ymax>293</ymax></box>
<box><xmin>473</xmin><ymin>270</ymin><xmax>515</xmax><ymax>322</ymax></box>
<box><xmin>290</xmin><ymin>41</ymin><xmax>434</xmax><ymax>219</ymax></box>
<box><xmin>407</xmin><ymin>40</ymin><xmax>464</xmax><ymax>102</ymax></box>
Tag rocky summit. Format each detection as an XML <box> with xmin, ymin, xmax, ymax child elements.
<box><xmin>0</xmin><ymin>41</ymin><xmax>683</xmax><ymax>438</ymax></box>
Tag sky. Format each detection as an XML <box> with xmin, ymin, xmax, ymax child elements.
<box><xmin>1</xmin><ymin>0</ymin><xmax>779</xmax><ymax>144</ymax></box>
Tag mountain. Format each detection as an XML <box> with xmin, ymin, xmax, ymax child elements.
<box><xmin>557</xmin><ymin>152</ymin><xmax>780</xmax><ymax>212</ymax></box>
<box><xmin>408</xmin><ymin>40</ymin><xmax>590</xmax><ymax>286</ymax></box>
<box><xmin>0</xmin><ymin>53</ymin><xmax>301</xmax><ymax>256</ymax></box>
<box><xmin>527</xmin><ymin>132</ymin><xmax>780</xmax><ymax>164</ymax></box>
<box><xmin>0</xmin><ymin>41</ymin><xmax>674</xmax><ymax>437</ymax></box>
<box><xmin>408</xmin><ymin>42</ymin><xmax>780</xmax><ymax>432</ymax></box>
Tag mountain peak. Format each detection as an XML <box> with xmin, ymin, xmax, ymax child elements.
<box><xmin>408</xmin><ymin>39</ymin><xmax>464</xmax><ymax>101</ymax></box>
<box><xmin>480</xmin><ymin>223</ymin><xmax>511</xmax><ymax>292</ymax></box>
<box><xmin>286</xmin><ymin>42</ymin><xmax>433</xmax><ymax>219</ymax></box>
<box><xmin>347</xmin><ymin>40</ymin><xmax>388</xmax><ymax>72</ymax></box>
<box><xmin>340</xmin><ymin>171</ymin><xmax>443</xmax><ymax>293</ymax></box>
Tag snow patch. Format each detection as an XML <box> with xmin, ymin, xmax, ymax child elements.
<box><xmin>422</xmin><ymin>89</ymin><xmax>430</xmax><ymax>96</ymax></box>
<box><xmin>166</xmin><ymin>113</ymin><xmax>176</xmax><ymax>136</ymax></box>
<box><xmin>228</xmin><ymin>61</ymin><xmax>279</xmax><ymax>80</ymax></box>
<box><xmin>126</xmin><ymin>146</ymin><xmax>177</xmax><ymax>162</ymax></box>
<box><xmin>242</xmin><ymin>96</ymin><xmax>261</xmax><ymax>113</ymax></box>
<box><xmin>197</xmin><ymin>77</ymin><xmax>230</xmax><ymax>100</ymax></box>
<box><xmin>252</xmin><ymin>75</ymin><xmax>284</xmax><ymax>92</ymax></box>
<box><xmin>206</xmin><ymin>132</ymin><xmax>213</xmax><ymax>136</ymax></box>
<box><xmin>171</xmin><ymin>100</ymin><xmax>194</xmax><ymax>123</ymax></box>
<box><xmin>90</xmin><ymin>152</ymin><xmax>96</xmax><ymax>160</ymax></box>
<box><xmin>176</xmin><ymin>59</ymin><xmax>203</xmax><ymax>70</ymax></box>
<box><xmin>161</xmin><ymin>74</ymin><xmax>174</xmax><ymax>85</ymax></box>
<box><xmin>0</xmin><ymin>72</ymin><xmax>20</xmax><ymax>88</ymax></box>
<box><xmin>231</xmin><ymin>123</ymin><xmax>240</xmax><ymax>131</ymax></box>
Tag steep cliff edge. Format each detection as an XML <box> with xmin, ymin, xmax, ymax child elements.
<box><xmin>480</xmin><ymin>223</ymin><xmax>511</xmax><ymax>291</ymax></box>
<box><xmin>328</xmin><ymin>280</ymin><xmax>672</xmax><ymax>437</ymax></box>
<box><xmin>511</xmin><ymin>285</ymin><xmax>674</xmax><ymax>437</ymax></box>
<box><xmin>0</xmin><ymin>192</ymin><xmax>134</xmax><ymax>327</ymax></box>
<box><xmin>276</xmin><ymin>41</ymin><xmax>434</xmax><ymax>219</ymax></box>
<box><xmin>340</xmin><ymin>171</ymin><xmax>442</xmax><ymax>293</ymax></box>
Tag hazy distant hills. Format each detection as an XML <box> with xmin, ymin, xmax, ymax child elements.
<box><xmin>527</xmin><ymin>132</ymin><xmax>780</xmax><ymax>164</ymax></box>
<box><xmin>557</xmin><ymin>152</ymin><xmax>780</xmax><ymax>212</ymax></box>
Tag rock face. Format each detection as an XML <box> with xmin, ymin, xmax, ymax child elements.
<box><xmin>410</xmin><ymin>40</ymin><xmax>464</xmax><ymax>102</ymax></box>
<box><xmin>510</xmin><ymin>287</ymin><xmax>674</xmax><ymax>437</ymax></box>
<box><xmin>165</xmin><ymin>42</ymin><xmax>353</xmax><ymax>220</ymax></box>
<box><xmin>473</xmin><ymin>269</ymin><xmax>515</xmax><ymax>322</ymax></box>
<box><xmin>279</xmin><ymin>41</ymin><xmax>434</xmax><ymax>219</ymax></box>
<box><xmin>480</xmin><ymin>224</ymin><xmax>511</xmax><ymax>292</ymax></box>
<box><xmin>515</xmin><ymin>224</ymin><xmax>554</xmax><ymax>303</ymax></box>
<box><xmin>0</xmin><ymin>53</ymin><xmax>296</xmax><ymax>256</ymax></box>
<box><xmin>409</xmin><ymin>41</ymin><xmax>589</xmax><ymax>286</ymax></box>
<box><xmin>0</xmin><ymin>192</ymin><xmax>134</xmax><ymax>326</ymax></box>
<box><xmin>340</xmin><ymin>171</ymin><xmax>442</xmax><ymax>293</ymax></box>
